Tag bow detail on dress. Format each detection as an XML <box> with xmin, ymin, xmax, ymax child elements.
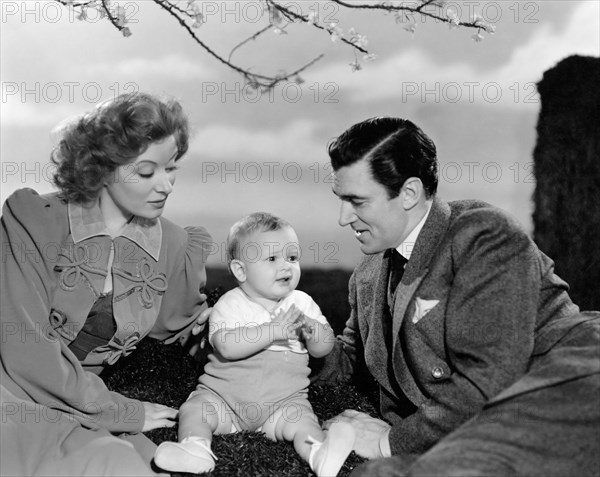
<box><xmin>54</xmin><ymin>244</ymin><xmax>106</xmax><ymax>291</ymax></box>
<box><xmin>102</xmin><ymin>332</ymin><xmax>141</xmax><ymax>365</ymax></box>
<box><xmin>113</xmin><ymin>258</ymin><xmax>168</xmax><ymax>308</ymax></box>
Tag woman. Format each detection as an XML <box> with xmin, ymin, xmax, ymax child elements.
<box><xmin>1</xmin><ymin>92</ymin><xmax>211</xmax><ymax>476</ymax></box>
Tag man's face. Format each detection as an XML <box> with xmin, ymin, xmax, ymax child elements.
<box><xmin>332</xmin><ymin>159</ymin><xmax>409</xmax><ymax>255</ymax></box>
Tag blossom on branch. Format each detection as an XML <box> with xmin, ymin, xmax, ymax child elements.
<box><xmin>329</xmin><ymin>23</ymin><xmax>344</xmax><ymax>43</ymax></box>
<box><xmin>349</xmin><ymin>59</ymin><xmax>362</xmax><ymax>72</ymax></box>
<box><xmin>472</xmin><ymin>32</ymin><xmax>484</xmax><ymax>42</ymax></box>
<box><xmin>348</xmin><ymin>28</ymin><xmax>369</xmax><ymax>49</ymax></box>
<box><xmin>52</xmin><ymin>0</ymin><xmax>497</xmax><ymax>90</ymax></box>
<box><xmin>446</xmin><ymin>8</ymin><xmax>460</xmax><ymax>29</ymax></box>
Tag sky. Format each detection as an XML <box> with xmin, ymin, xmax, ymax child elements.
<box><xmin>1</xmin><ymin>0</ymin><xmax>599</xmax><ymax>270</ymax></box>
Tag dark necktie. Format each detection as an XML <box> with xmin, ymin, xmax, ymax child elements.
<box><xmin>383</xmin><ymin>248</ymin><xmax>407</xmax><ymax>352</ymax></box>
<box><xmin>383</xmin><ymin>249</ymin><xmax>416</xmax><ymax>414</ymax></box>
<box><xmin>388</xmin><ymin>249</ymin><xmax>407</xmax><ymax>300</ymax></box>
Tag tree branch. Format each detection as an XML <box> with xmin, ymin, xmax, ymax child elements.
<box><xmin>331</xmin><ymin>0</ymin><xmax>482</xmax><ymax>28</ymax></box>
<box><xmin>228</xmin><ymin>24</ymin><xmax>274</xmax><ymax>63</ymax></box>
<box><xmin>51</xmin><ymin>0</ymin><xmax>496</xmax><ymax>90</ymax></box>
<box><xmin>153</xmin><ymin>0</ymin><xmax>323</xmax><ymax>89</ymax></box>
<box><xmin>266</xmin><ymin>0</ymin><xmax>370</xmax><ymax>55</ymax></box>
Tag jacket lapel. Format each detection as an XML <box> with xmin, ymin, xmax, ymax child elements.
<box><xmin>404</xmin><ymin>197</ymin><xmax>452</xmax><ymax>281</ymax></box>
<box><xmin>390</xmin><ymin>275</ymin><xmax>425</xmax><ymax>341</ymax></box>
<box><xmin>391</xmin><ymin>197</ymin><xmax>451</xmax><ymax>336</ymax></box>
<box><xmin>389</xmin><ymin>198</ymin><xmax>452</xmax><ymax>404</ymax></box>
<box><xmin>364</xmin><ymin>252</ymin><xmax>389</xmax><ymax>342</ymax></box>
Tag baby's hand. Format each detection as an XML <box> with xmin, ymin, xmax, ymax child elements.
<box><xmin>271</xmin><ymin>304</ymin><xmax>304</xmax><ymax>340</ymax></box>
<box><xmin>297</xmin><ymin>315</ymin><xmax>317</xmax><ymax>341</ymax></box>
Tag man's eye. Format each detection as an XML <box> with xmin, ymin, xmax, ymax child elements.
<box><xmin>267</xmin><ymin>256</ymin><xmax>276</xmax><ymax>262</ymax></box>
<box><xmin>288</xmin><ymin>255</ymin><xmax>299</xmax><ymax>263</ymax></box>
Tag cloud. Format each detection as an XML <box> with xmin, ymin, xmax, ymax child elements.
<box><xmin>494</xmin><ymin>1</ymin><xmax>599</xmax><ymax>83</ymax></box>
<box><xmin>188</xmin><ymin>120</ymin><xmax>326</xmax><ymax>165</ymax></box>
<box><xmin>84</xmin><ymin>54</ymin><xmax>216</xmax><ymax>82</ymax></box>
<box><xmin>0</xmin><ymin>53</ymin><xmax>216</xmax><ymax>127</ymax></box>
<box><xmin>0</xmin><ymin>100</ymin><xmax>80</xmax><ymax>128</ymax></box>
<box><xmin>311</xmin><ymin>2</ymin><xmax>599</xmax><ymax>109</ymax></box>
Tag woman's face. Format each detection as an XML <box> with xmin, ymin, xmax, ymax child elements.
<box><xmin>102</xmin><ymin>135</ymin><xmax>180</xmax><ymax>221</ymax></box>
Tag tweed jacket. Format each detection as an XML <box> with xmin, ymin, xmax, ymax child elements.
<box><xmin>321</xmin><ymin>197</ymin><xmax>600</xmax><ymax>455</ymax></box>
<box><xmin>1</xmin><ymin>188</ymin><xmax>211</xmax><ymax>433</ymax></box>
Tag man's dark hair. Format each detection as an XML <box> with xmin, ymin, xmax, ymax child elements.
<box><xmin>328</xmin><ymin>117</ymin><xmax>438</xmax><ymax>199</ymax></box>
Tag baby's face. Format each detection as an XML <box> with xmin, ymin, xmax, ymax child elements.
<box><xmin>238</xmin><ymin>226</ymin><xmax>301</xmax><ymax>302</ymax></box>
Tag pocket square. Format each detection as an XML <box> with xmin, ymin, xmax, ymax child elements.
<box><xmin>412</xmin><ymin>298</ymin><xmax>439</xmax><ymax>324</ymax></box>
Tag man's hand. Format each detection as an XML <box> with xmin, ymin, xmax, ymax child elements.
<box><xmin>141</xmin><ymin>402</ymin><xmax>177</xmax><ymax>432</ymax></box>
<box><xmin>324</xmin><ymin>409</ymin><xmax>391</xmax><ymax>459</ymax></box>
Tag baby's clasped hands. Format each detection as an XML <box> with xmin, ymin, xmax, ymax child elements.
<box><xmin>271</xmin><ymin>304</ymin><xmax>305</xmax><ymax>340</ymax></box>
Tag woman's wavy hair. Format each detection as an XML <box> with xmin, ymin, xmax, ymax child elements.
<box><xmin>52</xmin><ymin>92</ymin><xmax>189</xmax><ymax>203</ymax></box>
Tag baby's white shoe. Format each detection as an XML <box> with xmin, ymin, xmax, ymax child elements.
<box><xmin>308</xmin><ymin>422</ymin><xmax>356</xmax><ymax>477</ymax></box>
<box><xmin>154</xmin><ymin>436</ymin><xmax>217</xmax><ymax>474</ymax></box>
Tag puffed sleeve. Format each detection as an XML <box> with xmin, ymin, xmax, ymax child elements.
<box><xmin>150</xmin><ymin>224</ymin><xmax>212</xmax><ymax>344</ymax></box>
<box><xmin>0</xmin><ymin>189</ymin><xmax>145</xmax><ymax>433</ymax></box>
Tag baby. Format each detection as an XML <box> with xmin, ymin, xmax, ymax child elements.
<box><xmin>154</xmin><ymin>212</ymin><xmax>355</xmax><ymax>476</ymax></box>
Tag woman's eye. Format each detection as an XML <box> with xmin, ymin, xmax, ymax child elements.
<box><xmin>267</xmin><ymin>256</ymin><xmax>276</xmax><ymax>262</ymax></box>
<box><xmin>138</xmin><ymin>172</ymin><xmax>154</xmax><ymax>179</ymax></box>
<box><xmin>166</xmin><ymin>166</ymin><xmax>179</xmax><ymax>173</ymax></box>
<box><xmin>288</xmin><ymin>255</ymin><xmax>298</xmax><ymax>263</ymax></box>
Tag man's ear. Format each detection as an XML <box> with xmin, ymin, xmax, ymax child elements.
<box><xmin>400</xmin><ymin>177</ymin><xmax>424</xmax><ymax>210</ymax></box>
<box><xmin>229</xmin><ymin>259</ymin><xmax>246</xmax><ymax>282</ymax></box>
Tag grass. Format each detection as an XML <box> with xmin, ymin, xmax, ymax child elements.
<box><xmin>103</xmin><ymin>267</ymin><xmax>379</xmax><ymax>477</ymax></box>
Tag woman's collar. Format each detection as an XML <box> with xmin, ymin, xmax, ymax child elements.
<box><xmin>68</xmin><ymin>200</ymin><xmax>162</xmax><ymax>261</ymax></box>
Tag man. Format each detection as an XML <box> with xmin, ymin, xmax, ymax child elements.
<box><xmin>319</xmin><ymin>117</ymin><xmax>600</xmax><ymax>476</ymax></box>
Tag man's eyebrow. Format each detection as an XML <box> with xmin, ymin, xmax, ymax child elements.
<box><xmin>331</xmin><ymin>188</ymin><xmax>365</xmax><ymax>201</ymax></box>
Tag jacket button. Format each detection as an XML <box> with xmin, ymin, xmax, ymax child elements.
<box><xmin>431</xmin><ymin>366</ymin><xmax>445</xmax><ymax>379</ymax></box>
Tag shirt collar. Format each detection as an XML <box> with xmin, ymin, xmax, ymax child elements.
<box><xmin>396</xmin><ymin>201</ymin><xmax>432</xmax><ymax>260</ymax></box>
<box><xmin>68</xmin><ymin>201</ymin><xmax>163</xmax><ymax>261</ymax></box>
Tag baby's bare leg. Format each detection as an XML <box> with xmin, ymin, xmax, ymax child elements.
<box><xmin>262</xmin><ymin>401</ymin><xmax>323</xmax><ymax>462</ymax></box>
<box><xmin>262</xmin><ymin>399</ymin><xmax>356</xmax><ymax>477</ymax></box>
<box><xmin>154</xmin><ymin>388</ymin><xmax>233</xmax><ymax>474</ymax></box>
<box><xmin>178</xmin><ymin>388</ymin><xmax>234</xmax><ymax>441</ymax></box>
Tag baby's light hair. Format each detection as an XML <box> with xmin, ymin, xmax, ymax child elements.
<box><xmin>226</xmin><ymin>212</ymin><xmax>292</xmax><ymax>264</ymax></box>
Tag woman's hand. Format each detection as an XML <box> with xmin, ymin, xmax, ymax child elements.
<box><xmin>141</xmin><ymin>402</ymin><xmax>178</xmax><ymax>432</ymax></box>
<box><xmin>184</xmin><ymin>293</ymin><xmax>211</xmax><ymax>357</ymax></box>
<box><xmin>192</xmin><ymin>295</ymin><xmax>212</xmax><ymax>337</ymax></box>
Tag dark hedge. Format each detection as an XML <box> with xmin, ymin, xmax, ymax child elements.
<box><xmin>533</xmin><ymin>55</ymin><xmax>600</xmax><ymax>311</ymax></box>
